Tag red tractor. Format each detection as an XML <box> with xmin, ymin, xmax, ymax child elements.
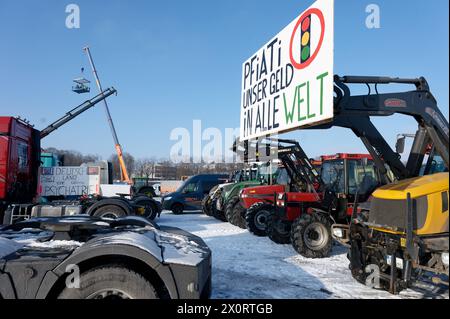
<box><xmin>270</xmin><ymin>153</ymin><xmax>384</xmax><ymax>258</ymax></box>
<box><xmin>237</xmin><ymin>138</ymin><xmax>385</xmax><ymax>258</ymax></box>
<box><xmin>240</xmin><ymin>158</ymin><xmax>322</xmax><ymax>236</ymax></box>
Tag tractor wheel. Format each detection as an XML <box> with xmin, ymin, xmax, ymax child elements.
<box><xmin>202</xmin><ymin>194</ymin><xmax>213</xmax><ymax>216</ymax></box>
<box><xmin>171</xmin><ymin>203</ymin><xmax>184</xmax><ymax>215</ymax></box>
<box><xmin>211</xmin><ymin>199</ymin><xmax>227</xmax><ymax>222</ymax></box>
<box><xmin>93</xmin><ymin>205</ymin><xmax>127</xmax><ymax>219</ymax></box>
<box><xmin>266</xmin><ymin>212</ymin><xmax>291</xmax><ymax>244</ymax></box>
<box><xmin>291</xmin><ymin>212</ymin><xmax>332</xmax><ymax>258</ymax></box>
<box><xmin>245</xmin><ymin>202</ymin><xmax>273</xmax><ymax>236</ymax></box>
<box><xmin>137</xmin><ymin>186</ymin><xmax>156</xmax><ymax>198</ymax></box>
<box><xmin>225</xmin><ymin>197</ymin><xmax>246</xmax><ymax>228</ymax></box>
<box><xmin>133</xmin><ymin>198</ymin><xmax>158</xmax><ymax>220</ymax></box>
<box><xmin>58</xmin><ymin>264</ymin><xmax>159</xmax><ymax>299</ymax></box>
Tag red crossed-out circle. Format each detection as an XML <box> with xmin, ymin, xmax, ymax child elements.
<box><xmin>289</xmin><ymin>8</ymin><xmax>325</xmax><ymax>70</ymax></box>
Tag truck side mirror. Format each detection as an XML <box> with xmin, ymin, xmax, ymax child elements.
<box><xmin>396</xmin><ymin>136</ymin><xmax>406</xmax><ymax>154</ymax></box>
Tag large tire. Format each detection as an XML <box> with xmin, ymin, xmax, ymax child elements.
<box><xmin>133</xmin><ymin>198</ymin><xmax>158</xmax><ymax>220</ymax></box>
<box><xmin>225</xmin><ymin>197</ymin><xmax>246</xmax><ymax>229</ymax></box>
<box><xmin>58</xmin><ymin>264</ymin><xmax>159</xmax><ymax>299</ymax></box>
<box><xmin>171</xmin><ymin>203</ymin><xmax>184</xmax><ymax>215</ymax></box>
<box><xmin>266</xmin><ymin>212</ymin><xmax>291</xmax><ymax>244</ymax></box>
<box><xmin>211</xmin><ymin>198</ymin><xmax>227</xmax><ymax>222</ymax></box>
<box><xmin>137</xmin><ymin>186</ymin><xmax>156</xmax><ymax>198</ymax></box>
<box><xmin>202</xmin><ymin>194</ymin><xmax>213</xmax><ymax>216</ymax></box>
<box><xmin>245</xmin><ymin>202</ymin><xmax>272</xmax><ymax>236</ymax></box>
<box><xmin>291</xmin><ymin>213</ymin><xmax>333</xmax><ymax>258</ymax></box>
<box><xmin>93</xmin><ymin>205</ymin><xmax>126</xmax><ymax>219</ymax></box>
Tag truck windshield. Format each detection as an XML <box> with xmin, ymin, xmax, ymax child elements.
<box><xmin>176</xmin><ymin>177</ymin><xmax>194</xmax><ymax>192</ymax></box>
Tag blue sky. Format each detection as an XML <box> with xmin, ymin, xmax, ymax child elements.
<box><xmin>1</xmin><ymin>0</ymin><xmax>448</xmax><ymax>161</ymax></box>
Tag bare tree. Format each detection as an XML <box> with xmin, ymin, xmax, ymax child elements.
<box><xmin>108</xmin><ymin>152</ymin><xmax>136</xmax><ymax>181</ymax></box>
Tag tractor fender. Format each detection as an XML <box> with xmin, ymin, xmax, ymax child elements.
<box><xmin>35</xmin><ymin>232</ymin><xmax>179</xmax><ymax>299</ymax></box>
<box><xmin>310</xmin><ymin>208</ymin><xmax>335</xmax><ymax>224</ymax></box>
<box><xmin>85</xmin><ymin>198</ymin><xmax>134</xmax><ymax>216</ymax></box>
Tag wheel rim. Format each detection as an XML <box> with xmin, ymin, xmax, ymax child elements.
<box><xmin>87</xmin><ymin>289</ymin><xmax>132</xmax><ymax>299</ymax></box>
<box><xmin>254</xmin><ymin>210</ymin><xmax>270</xmax><ymax>230</ymax></box>
<box><xmin>303</xmin><ymin>222</ymin><xmax>328</xmax><ymax>249</ymax></box>
<box><xmin>142</xmin><ymin>204</ymin><xmax>154</xmax><ymax>217</ymax></box>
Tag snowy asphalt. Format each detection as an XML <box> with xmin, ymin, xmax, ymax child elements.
<box><xmin>157</xmin><ymin>210</ymin><xmax>449</xmax><ymax>299</ymax></box>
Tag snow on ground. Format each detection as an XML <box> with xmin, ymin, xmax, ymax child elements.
<box><xmin>157</xmin><ymin>211</ymin><xmax>449</xmax><ymax>299</ymax></box>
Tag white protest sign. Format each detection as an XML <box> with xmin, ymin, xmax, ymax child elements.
<box><xmin>39</xmin><ymin>166</ymin><xmax>101</xmax><ymax>196</ymax></box>
<box><xmin>240</xmin><ymin>0</ymin><xmax>334</xmax><ymax>141</ymax></box>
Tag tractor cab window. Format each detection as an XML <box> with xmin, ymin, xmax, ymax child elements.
<box><xmin>347</xmin><ymin>159</ymin><xmax>379</xmax><ymax>195</ymax></box>
<box><xmin>276</xmin><ymin>168</ymin><xmax>290</xmax><ymax>186</ymax></box>
<box><xmin>257</xmin><ymin>163</ymin><xmax>279</xmax><ymax>184</ymax></box>
<box><xmin>422</xmin><ymin>154</ymin><xmax>448</xmax><ymax>175</ymax></box>
<box><xmin>321</xmin><ymin>160</ymin><xmax>345</xmax><ymax>194</ymax></box>
<box><xmin>233</xmin><ymin>171</ymin><xmax>243</xmax><ymax>182</ymax></box>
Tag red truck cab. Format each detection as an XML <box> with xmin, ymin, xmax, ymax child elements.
<box><xmin>0</xmin><ymin>117</ymin><xmax>40</xmax><ymax>210</ymax></box>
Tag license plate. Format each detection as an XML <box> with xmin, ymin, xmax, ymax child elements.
<box><xmin>386</xmin><ymin>255</ymin><xmax>404</xmax><ymax>269</ymax></box>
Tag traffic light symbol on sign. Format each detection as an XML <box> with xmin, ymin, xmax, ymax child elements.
<box><xmin>300</xmin><ymin>15</ymin><xmax>311</xmax><ymax>63</ymax></box>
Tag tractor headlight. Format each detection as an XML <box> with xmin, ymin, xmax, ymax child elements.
<box><xmin>333</xmin><ymin>228</ymin><xmax>344</xmax><ymax>238</ymax></box>
<box><xmin>276</xmin><ymin>200</ymin><xmax>285</xmax><ymax>207</ymax></box>
<box><xmin>442</xmin><ymin>252</ymin><xmax>449</xmax><ymax>268</ymax></box>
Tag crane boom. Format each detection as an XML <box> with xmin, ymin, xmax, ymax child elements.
<box><xmin>40</xmin><ymin>88</ymin><xmax>117</xmax><ymax>139</ymax></box>
<box><xmin>83</xmin><ymin>46</ymin><xmax>131</xmax><ymax>184</ymax></box>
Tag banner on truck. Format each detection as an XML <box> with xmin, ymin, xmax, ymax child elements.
<box><xmin>39</xmin><ymin>166</ymin><xmax>101</xmax><ymax>196</ymax></box>
<box><xmin>240</xmin><ymin>0</ymin><xmax>334</xmax><ymax>141</ymax></box>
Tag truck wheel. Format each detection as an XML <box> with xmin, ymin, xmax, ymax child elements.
<box><xmin>93</xmin><ymin>205</ymin><xmax>126</xmax><ymax>219</ymax></box>
<box><xmin>58</xmin><ymin>264</ymin><xmax>158</xmax><ymax>299</ymax></box>
<box><xmin>202</xmin><ymin>195</ymin><xmax>213</xmax><ymax>216</ymax></box>
<box><xmin>266</xmin><ymin>212</ymin><xmax>291</xmax><ymax>244</ymax></box>
<box><xmin>291</xmin><ymin>213</ymin><xmax>332</xmax><ymax>258</ymax></box>
<box><xmin>225</xmin><ymin>197</ymin><xmax>246</xmax><ymax>229</ymax></box>
<box><xmin>171</xmin><ymin>203</ymin><xmax>184</xmax><ymax>215</ymax></box>
<box><xmin>245</xmin><ymin>202</ymin><xmax>272</xmax><ymax>236</ymax></box>
<box><xmin>134</xmin><ymin>198</ymin><xmax>158</xmax><ymax>220</ymax></box>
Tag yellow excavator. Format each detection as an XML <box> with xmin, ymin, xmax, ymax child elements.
<box><xmin>311</xmin><ymin>75</ymin><xmax>448</xmax><ymax>294</ymax></box>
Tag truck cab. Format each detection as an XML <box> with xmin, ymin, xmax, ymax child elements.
<box><xmin>0</xmin><ymin>117</ymin><xmax>40</xmax><ymax>220</ymax></box>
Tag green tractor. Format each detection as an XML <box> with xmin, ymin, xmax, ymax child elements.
<box><xmin>213</xmin><ymin>162</ymin><xmax>280</xmax><ymax>227</ymax></box>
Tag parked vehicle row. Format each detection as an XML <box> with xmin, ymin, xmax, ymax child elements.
<box><xmin>201</xmin><ymin>76</ymin><xmax>449</xmax><ymax>295</ymax></box>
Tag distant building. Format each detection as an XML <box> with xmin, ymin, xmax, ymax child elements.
<box><xmin>149</xmin><ymin>164</ymin><xmax>177</xmax><ymax>180</ymax></box>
